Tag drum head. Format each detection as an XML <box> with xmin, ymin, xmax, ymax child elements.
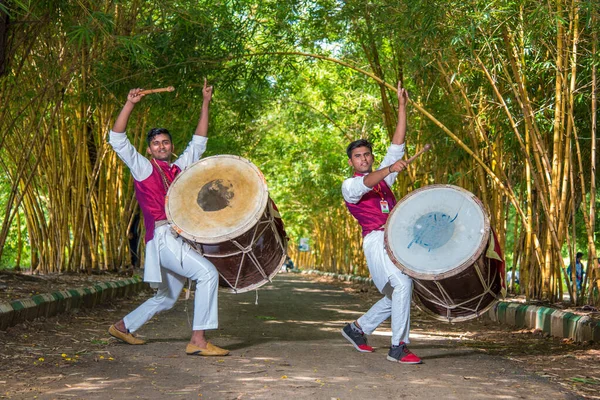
<box><xmin>385</xmin><ymin>184</ymin><xmax>490</xmax><ymax>280</ymax></box>
<box><xmin>166</xmin><ymin>155</ymin><xmax>268</xmax><ymax>244</ymax></box>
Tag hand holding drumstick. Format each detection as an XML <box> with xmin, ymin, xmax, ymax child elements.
<box><xmin>388</xmin><ymin>144</ymin><xmax>432</xmax><ymax>174</ymax></box>
<box><xmin>124</xmin><ymin>86</ymin><xmax>176</xmax><ymax>104</ymax></box>
<box><xmin>113</xmin><ymin>86</ymin><xmax>175</xmax><ymax>133</ymax></box>
<box><xmin>139</xmin><ymin>86</ymin><xmax>175</xmax><ymax>95</ymax></box>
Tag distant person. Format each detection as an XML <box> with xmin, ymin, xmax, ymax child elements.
<box><xmin>107</xmin><ymin>81</ymin><xmax>228</xmax><ymax>357</ymax></box>
<box><xmin>506</xmin><ymin>267</ymin><xmax>519</xmax><ymax>286</ymax></box>
<box><xmin>282</xmin><ymin>257</ymin><xmax>294</xmax><ymax>272</ymax></box>
<box><xmin>567</xmin><ymin>252</ymin><xmax>585</xmax><ymax>292</ymax></box>
<box><xmin>340</xmin><ymin>82</ymin><xmax>421</xmax><ymax>365</ymax></box>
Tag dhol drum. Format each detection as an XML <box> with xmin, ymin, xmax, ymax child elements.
<box><xmin>165</xmin><ymin>155</ymin><xmax>287</xmax><ymax>293</ymax></box>
<box><xmin>384</xmin><ymin>184</ymin><xmax>505</xmax><ymax>322</ymax></box>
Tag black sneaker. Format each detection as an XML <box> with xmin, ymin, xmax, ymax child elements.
<box><xmin>341</xmin><ymin>323</ymin><xmax>374</xmax><ymax>352</ymax></box>
<box><xmin>387</xmin><ymin>342</ymin><xmax>422</xmax><ymax>364</ymax></box>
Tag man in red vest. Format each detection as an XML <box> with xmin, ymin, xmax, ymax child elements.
<box><xmin>341</xmin><ymin>82</ymin><xmax>421</xmax><ymax>364</ymax></box>
<box><xmin>107</xmin><ymin>80</ymin><xmax>228</xmax><ymax>357</ymax></box>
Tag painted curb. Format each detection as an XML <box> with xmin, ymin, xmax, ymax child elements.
<box><xmin>300</xmin><ymin>269</ymin><xmax>599</xmax><ymax>342</ymax></box>
<box><xmin>487</xmin><ymin>301</ymin><xmax>600</xmax><ymax>342</ymax></box>
<box><xmin>0</xmin><ymin>277</ymin><xmax>145</xmax><ymax>331</ymax></box>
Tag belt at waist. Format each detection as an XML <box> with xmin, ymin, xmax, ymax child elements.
<box><xmin>363</xmin><ymin>226</ymin><xmax>385</xmax><ymax>238</ymax></box>
<box><xmin>155</xmin><ymin>220</ymin><xmax>168</xmax><ymax>228</ymax></box>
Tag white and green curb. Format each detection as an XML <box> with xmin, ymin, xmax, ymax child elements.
<box><xmin>0</xmin><ymin>276</ymin><xmax>145</xmax><ymax>330</ymax></box>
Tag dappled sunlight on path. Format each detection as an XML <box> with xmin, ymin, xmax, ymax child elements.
<box><xmin>0</xmin><ymin>273</ymin><xmax>589</xmax><ymax>399</ymax></box>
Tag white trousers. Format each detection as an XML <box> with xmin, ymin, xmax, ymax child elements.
<box><xmin>357</xmin><ymin>230</ymin><xmax>413</xmax><ymax>345</ymax></box>
<box><xmin>124</xmin><ymin>229</ymin><xmax>219</xmax><ymax>332</ymax></box>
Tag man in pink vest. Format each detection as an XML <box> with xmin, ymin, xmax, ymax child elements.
<box><xmin>341</xmin><ymin>82</ymin><xmax>421</xmax><ymax>364</ymax></box>
<box><xmin>107</xmin><ymin>80</ymin><xmax>228</xmax><ymax>357</ymax></box>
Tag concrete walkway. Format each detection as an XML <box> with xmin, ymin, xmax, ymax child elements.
<box><xmin>0</xmin><ymin>273</ymin><xmax>580</xmax><ymax>399</ymax></box>
<box><xmin>303</xmin><ymin>269</ymin><xmax>600</xmax><ymax>343</ymax></box>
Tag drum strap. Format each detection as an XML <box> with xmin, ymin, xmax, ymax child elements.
<box><xmin>152</xmin><ymin>159</ymin><xmax>174</xmax><ymax>192</ymax></box>
<box><xmin>372</xmin><ymin>183</ymin><xmax>385</xmax><ymax>199</ymax></box>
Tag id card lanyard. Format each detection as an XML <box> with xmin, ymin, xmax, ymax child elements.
<box><xmin>372</xmin><ymin>183</ymin><xmax>390</xmax><ymax>214</ymax></box>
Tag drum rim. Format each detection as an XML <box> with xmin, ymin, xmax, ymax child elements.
<box><xmin>384</xmin><ymin>184</ymin><xmax>491</xmax><ymax>281</ymax></box>
<box><xmin>165</xmin><ymin>154</ymin><xmax>269</xmax><ymax>244</ymax></box>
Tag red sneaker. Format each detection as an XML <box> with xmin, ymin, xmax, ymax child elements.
<box><xmin>387</xmin><ymin>342</ymin><xmax>422</xmax><ymax>364</ymax></box>
<box><xmin>341</xmin><ymin>323</ymin><xmax>374</xmax><ymax>353</ymax></box>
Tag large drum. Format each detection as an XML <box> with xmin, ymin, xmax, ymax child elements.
<box><xmin>165</xmin><ymin>155</ymin><xmax>287</xmax><ymax>293</ymax></box>
<box><xmin>384</xmin><ymin>184</ymin><xmax>504</xmax><ymax>322</ymax></box>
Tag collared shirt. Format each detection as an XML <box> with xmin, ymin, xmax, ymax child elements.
<box><xmin>342</xmin><ymin>143</ymin><xmax>406</xmax><ymax>237</ymax></box>
<box><xmin>109</xmin><ymin>131</ymin><xmax>207</xmax><ymax>182</ymax></box>
<box><xmin>108</xmin><ymin>130</ymin><xmax>207</xmax><ymax>284</ymax></box>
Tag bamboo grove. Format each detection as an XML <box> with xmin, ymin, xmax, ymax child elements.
<box><xmin>0</xmin><ymin>0</ymin><xmax>598</xmax><ymax>305</ymax></box>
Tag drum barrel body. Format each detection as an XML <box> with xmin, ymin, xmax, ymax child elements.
<box><xmin>411</xmin><ymin>255</ymin><xmax>503</xmax><ymax>322</ymax></box>
<box><xmin>191</xmin><ymin>202</ymin><xmax>288</xmax><ymax>292</ymax></box>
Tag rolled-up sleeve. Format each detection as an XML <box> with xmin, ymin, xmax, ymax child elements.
<box><xmin>108</xmin><ymin>131</ymin><xmax>152</xmax><ymax>181</ymax></box>
<box><xmin>174</xmin><ymin>135</ymin><xmax>208</xmax><ymax>171</ymax></box>
<box><xmin>379</xmin><ymin>143</ymin><xmax>405</xmax><ymax>187</ymax></box>
<box><xmin>342</xmin><ymin>176</ymin><xmax>371</xmax><ymax>204</ymax></box>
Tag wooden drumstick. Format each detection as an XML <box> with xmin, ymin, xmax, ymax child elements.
<box><xmin>406</xmin><ymin>144</ymin><xmax>432</xmax><ymax>164</ymax></box>
<box><xmin>139</xmin><ymin>86</ymin><xmax>175</xmax><ymax>95</ymax></box>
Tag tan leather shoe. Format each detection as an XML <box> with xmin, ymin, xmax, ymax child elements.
<box><xmin>186</xmin><ymin>342</ymin><xmax>230</xmax><ymax>356</ymax></box>
<box><xmin>108</xmin><ymin>325</ymin><xmax>146</xmax><ymax>345</ymax></box>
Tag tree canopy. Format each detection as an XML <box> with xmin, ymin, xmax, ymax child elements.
<box><xmin>0</xmin><ymin>0</ymin><xmax>599</xmax><ymax>304</ymax></box>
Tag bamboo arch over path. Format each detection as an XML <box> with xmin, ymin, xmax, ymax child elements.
<box><xmin>227</xmin><ymin>51</ymin><xmax>556</xmax><ymax>268</ymax></box>
<box><xmin>91</xmin><ymin>50</ymin><xmax>559</xmax><ymax>272</ymax></box>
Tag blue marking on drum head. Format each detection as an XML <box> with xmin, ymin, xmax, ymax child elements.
<box><xmin>408</xmin><ymin>212</ymin><xmax>458</xmax><ymax>251</ymax></box>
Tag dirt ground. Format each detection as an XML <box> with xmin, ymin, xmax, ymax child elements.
<box><xmin>0</xmin><ymin>269</ymin><xmax>136</xmax><ymax>302</ymax></box>
<box><xmin>322</xmin><ymin>274</ymin><xmax>600</xmax><ymax>398</ymax></box>
<box><xmin>0</xmin><ymin>271</ymin><xmax>599</xmax><ymax>399</ymax></box>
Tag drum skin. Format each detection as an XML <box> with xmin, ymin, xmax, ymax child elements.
<box><xmin>384</xmin><ymin>184</ymin><xmax>504</xmax><ymax>322</ymax></box>
<box><xmin>166</xmin><ymin>155</ymin><xmax>288</xmax><ymax>293</ymax></box>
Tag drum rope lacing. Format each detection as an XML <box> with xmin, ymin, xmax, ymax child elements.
<box><xmin>229</xmin><ymin>210</ymin><xmax>287</xmax><ymax>288</ymax></box>
<box><xmin>191</xmin><ymin>207</ymin><xmax>287</xmax><ymax>293</ymax></box>
<box><xmin>413</xmin><ymin>257</ymin><xmax>500</xmax><ymax>320</ymax></box>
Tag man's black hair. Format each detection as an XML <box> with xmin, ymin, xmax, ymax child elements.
<box><xmin>346</xmin><ymin>139</ymin><xmax>372</xmax><ymax>158</ymax></box>
<box><xmin>576</xmin><ymin>252</ymin><xmax>583</xmax><ymax>259</ymax></box>
<box><xmin>146</xmin><ymin>128</ymin><xmax>172</xmax><ymax>146</ymax></box>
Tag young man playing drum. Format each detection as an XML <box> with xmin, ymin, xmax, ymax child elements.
<box><xmin>341</xmin><ymin>82</ymin><xmax>421</xmax><ymax>364</ymax></box>
<box><xmin>107</xmin><ymin>80</ymin><xmax>229</xmax><ymax>357</ymax></box>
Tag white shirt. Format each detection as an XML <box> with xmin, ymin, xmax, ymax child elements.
<box><xmin>108</xmin><ymin>130</ymin><xmax>208</xmax><ymax>181</ymax></box>
<box><xmin>342</xmin><ymin>143</ymin><xmax>406</xmax><ymax>204</ymax></box>
<box><xmin>108</xmin><ymin>130</ymin><xmax>208</xmax><ymax>284</ymax></box>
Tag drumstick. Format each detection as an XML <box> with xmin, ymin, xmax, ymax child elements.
<box><xmin>139</xmin><ymin>86</ymin><xmax>175</xmax><ymax>95</ymax></box>
<box><xmin>406</xmin><ymin>144</ymin><xmax>432</xmax><ymax>164</ymax></box>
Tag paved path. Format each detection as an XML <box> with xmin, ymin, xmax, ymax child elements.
<box><xmin>1</xmin><ymin>274</ymin><xmax>579</xmax><ymax>399</ymax></box>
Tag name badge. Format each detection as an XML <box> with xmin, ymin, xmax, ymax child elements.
<box><xmin>380</xmin><ymin>200</ymin><xmax>390</xmax><ymax>214</ymax></box>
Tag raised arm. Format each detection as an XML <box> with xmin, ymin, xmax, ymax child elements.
<box><xmin>174</xmin><ymin>80</ymin><xmax>212</xmax><ymax>170</ymax></box>
<box><xmin>362</xmin><ymin>82</ymin><xmax>410</xmax><ymax>188</ymax></box>
<box><xmin>392</xmin><ymin>81</ymin><xmax>408</xmax><ymax>145</ymax></box>
<box><xmin>108</xmin><ymin>88</ymin><xmax>153</xmax><ymax>181</ymax></box>
<box><xmin>194</xmin><ymin>79</ymin><xmax>213</xmax><ymax>137</ymax></box>
<box><xmin>112</xmin><ymin>88</ymin><xmax>145</xmax><ymax>134</ymax></box>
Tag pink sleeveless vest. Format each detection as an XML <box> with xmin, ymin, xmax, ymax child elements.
<box><xmin>345</xmin><ymin>173</ymin><xmax>397</xmax><ymax>237</ymax></box>
<box><xmin>134</xmin><ymin>159</ymin><xmax>181</xmax><ymax>243</ymax></box>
